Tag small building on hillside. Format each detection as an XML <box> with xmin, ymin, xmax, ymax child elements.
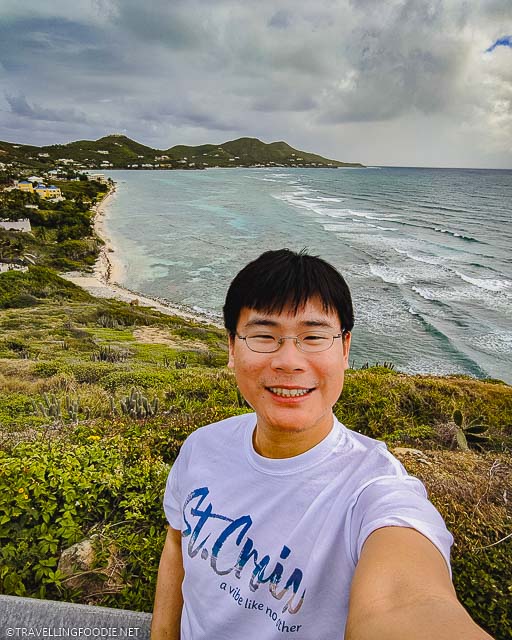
<box><xmin>0</xmin><ymin>218</ymin><xmax>32</xmax><ymax>232</ymax></box>
<box><xmin>0</xmin><ymin>262</ymin><xmax>29</xmax><ymax>273</ymax></box>
<box><xmin>17</xmin><ymin>180</ymin><xmax>34</xmax><ymax>193</ymax></box>
<box><xmin>88</xmin><ymin>173</ymin><xmax>109</xmax><ymax>184</ymax></box>
<box><xmin>35</xmin><ymin>184</ymin><xmax>63</xmax><ymax>199</ymax></box>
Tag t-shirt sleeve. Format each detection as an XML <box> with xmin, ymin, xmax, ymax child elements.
<box><xmin>163</xmin><ymin>451</ymin><xmax>184</xmax><ymax>530</ymax></box>
<box><xmin>349</xmin><ymin>475</ymin><xmax>453</xmax><ymax>575</ymax></box>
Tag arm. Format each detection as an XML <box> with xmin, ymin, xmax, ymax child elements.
<box><xmin>345</xmin><ymin>526</ymin><xmax>493</xmax><ymax>640</ymax></box>
<box><xmin>151</xmin><ymin>526</ymin><xmax>184</xmax><ymax>640</ymax></box>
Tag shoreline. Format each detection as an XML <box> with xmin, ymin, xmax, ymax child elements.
<box><xmin>61</xmin><ymin>183</ymin><xmax>223</xmax><ymax>328</ymax></box>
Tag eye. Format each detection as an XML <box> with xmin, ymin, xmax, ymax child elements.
<box><xmin>249</xmin><ymin>334</ymin><xmax>277</xmax><ymax>342</ymax></box>
<box><xmin>302</xmin><ymin>332</ymin><xmax>329</xmax><ymax>342</ymax></box>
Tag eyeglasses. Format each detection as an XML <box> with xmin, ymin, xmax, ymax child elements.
<box><xmin>236</xmin><ymin>330</ymin><xmax>345</xmax><ymax>353</ymax></box>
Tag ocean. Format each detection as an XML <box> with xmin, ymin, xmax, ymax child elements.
<box><xmin>102</xmin><ymin>167</ymin><xmax>512</xmax><ymax>383</ymax></box>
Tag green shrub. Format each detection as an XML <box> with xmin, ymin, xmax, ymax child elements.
<box><xmin>101</xmin><ymin>370</ymin><xmax>175</xmax><ymax>392</ymax></box>
<box><xmin>6</xmin><ymin>293</ymin><xmax>40</xmax><ymax>308</ymax></box>
<box><xmin>0</xmin><ymin>435</ymin><xmax>169</xmax><ymax>606</ymax></box>
<box><xmin>33</xmin><ymin>361</ymin><xmax>71</xmax><ymax>378</ymax></box>
<box><xmin>5</xmin><ymin>339</ymin><xmax>28</xmax><ymax>353</ymax></box>
<box><xmin>70</xmin><ymin>362</ymin><xmax>120</xmax><ymax>384</ymax></box>
<box><xmin>0</xmin><ymin>392</ymin><xmax>48</xmax><ymax>430</ymax></box>
<box><xmin>0</xmin><ymin>267</ymin><xmax>92</xmax><ymax>309</ymax></box>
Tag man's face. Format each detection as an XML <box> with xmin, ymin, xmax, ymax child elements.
<box><xmin>228</xmin><ymin>297</ymin><xmax>351</xmax><ymax>445</ymax></box>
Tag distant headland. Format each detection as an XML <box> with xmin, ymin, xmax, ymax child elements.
<box><xmin>0</xmin><ymin>134</ymin><xmax>364</xmax><ymax>171</ymax></box>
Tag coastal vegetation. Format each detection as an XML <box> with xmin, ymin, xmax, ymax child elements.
<box><xmin>0</xmin><ymin>176</ymin><xmax>106</xmax><ymax>275</ymax></box>
<box><xmin>0</xmin><ymin>134</ymin><xmax>364</xmax><ymax>171</ymax></box>
<box><xmin>0</xmin><ymin>172</ymin><xmax>510</xmax><ymax>639</ymax></box>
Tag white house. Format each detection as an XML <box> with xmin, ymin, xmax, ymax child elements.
<box><xmin>0</xmin><ymin>218</ymin><xmax>32</xmax><ymax>232</ymax></box>
<box><xmin>0</xmin><ymin>263</ymin><xmax>29</xmax><ymax>273</ymax></box>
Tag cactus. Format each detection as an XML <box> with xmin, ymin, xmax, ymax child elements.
<box><xmin>36</xmin><ymin>393</ymin><xmax>62</xmax><ymax>419</ymax></box>
<box><xmin>97</xmin><ymin>314</ymin><xmax>124</xmax><ymax>329</ymax></box>
<box><xmin>118</xmin><ymin>387</ymin><xmax>159</xmax><ymax>419</ymax></box>
<box><xmin>91</xmin><ymin>345</ymin><xmax>129</xmax><ymax>363</ymax></box>
<box><xmin>453</xmin><ymin>409</ymin><xmax>490</xmax><ymax>451</ymax></box>
<box><xmin>65</xmin><ymin>395</ymin><xmax>81</xmax><ymax>422</ymax></box>
<box><xmin>34</xmin><ymin>393</ymin><xmax>91</xmax><ymax>423</ymax></box>
<box><xmin>174</xmin><ymin>355</ymin><xmax>188</xmax><ymax>369</ymax></box>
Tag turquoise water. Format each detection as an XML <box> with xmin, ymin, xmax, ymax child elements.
<box><xmin>103</xmin><ymin>167</ymin><xmax>512</xmax><ymax>383</ymax></box>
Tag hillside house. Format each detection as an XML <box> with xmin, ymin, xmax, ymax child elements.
<box><xmin>88</xmin><ymin>174</ymin><xmax>109</xmax><ymax>184</ymax></box>
<box><xmin>17</xmin><ymin>180</ymin><xmax>34</xmax><ymax>193</ymax></box>
<box><xmin>0</xmin><ymin>218</ymin><xmax>32</xmax><ymax>232</ymax></box>
<box><xmin>0</xmin><ymin>263</ymin><xmax>29</xmax><ymax>273</ymax></box>
<box><xmin>35</xmin><ymin>184</ymin><xmax>62</xmax><ymax>199</ymax></box>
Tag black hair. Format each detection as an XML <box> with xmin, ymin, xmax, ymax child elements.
<box><xmin>223</xmin><ymin>248</ymin><xmax>354</xmax><ymax>335</ymax></box>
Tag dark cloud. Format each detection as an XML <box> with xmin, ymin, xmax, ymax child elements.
<box><xmin>252</xmin><ymin>94</ymin><xmax>317</xmax><ymax>113</ymax></box>
<box><xmin>268</xmin><ymin>10</ymin><xmax>292</xmax><ymax>29</ymax></box>
<box><xmin>5</xmin><ymin>93</ymin><xmax>89</xmax><ymax>124</ymax></box>
<box><xmin>137</xmin><ymin>100</ymin><xmax>240</xmax><ymax>133</ymax></box>
<box><xmin>110</xmin><ymin>0</ymin><xmax>213</xmax><ymax>50</ymax></box>
<box><xmin>0</xmin><ymin>17</ymin><xmax>102</xmax><ymax>68</ymax></box>
<box><xmin>318</xmin><ymin>3</ymin><xmax>467</xmax><ymax>124</ymax></box>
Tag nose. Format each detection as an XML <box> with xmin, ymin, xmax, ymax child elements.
<box><xmin>269</xmin><ymin>337</ymin><xmax>307</xmax><ymax>372</ymax></box>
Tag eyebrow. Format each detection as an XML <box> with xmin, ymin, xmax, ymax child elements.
<box><xmin>243</xmin><ymin>318</ymin><xmax>337</xmax><ymax>330</ymax></box>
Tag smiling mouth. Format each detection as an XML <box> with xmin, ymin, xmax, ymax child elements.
<box><xmin>267</xmin><ymin>387</ymin><xmax>314</xmax><ymax>398</ymax></box>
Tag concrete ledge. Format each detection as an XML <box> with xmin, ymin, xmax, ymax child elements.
<box><xmin>0</xmin><ymin>596</ymin><xmax>151</xmax><ymax>639</ymax></box>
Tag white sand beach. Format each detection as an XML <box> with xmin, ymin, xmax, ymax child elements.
<box><xmin>61</xmin><ymin>184</ymin><xmax>222</xmax><ymax>327</ymax></box>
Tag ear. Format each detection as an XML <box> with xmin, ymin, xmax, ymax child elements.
<box><xmin>342</xmin><ymin>332</ymin><xmax>351</xmax><ymax>369</ymax></box>
<box><xmin>228</xmin><ymin>334</ymin><xmax>236</xmax><ymax>369</ymax></box>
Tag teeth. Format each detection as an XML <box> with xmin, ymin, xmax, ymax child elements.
<box><xmin>269</xmin><ymin>387</ymin><xmax>310</xmax><ymax>397</ymax></box>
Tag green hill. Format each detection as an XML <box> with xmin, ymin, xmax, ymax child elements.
<box><xmin>0</xmin><ymin>134</ymin><xmax>364</xmax><ymax>170</ymax></box>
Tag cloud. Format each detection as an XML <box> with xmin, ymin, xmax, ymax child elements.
<box><xmin>485</xmin><ymin>35</ymin><xmax>512</xmax><ymax>53</ymax></box>
<box><xmin>5</xmin><ymin>93</ymin><xmax>90</xmax><ymax>124</ymax></box>
<box><xmin>0</xmin><ymin>1</ymin><xmax>510</xmax><ymax>167</ymax></box>
<box><xmin>110</xmin><ymin>0</ymin><xmax>212</xmax><ymax>51</ymax></box>
<box><xmin>268</xmin><ymin>10</ymin><xmax>292</xmax><ymax>29</ymax></box>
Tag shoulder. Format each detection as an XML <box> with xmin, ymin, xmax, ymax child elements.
<box><xmin>179</xmin><ymin>412</ymin><xmax>255</xmax><ymax>456</ymax></box>
<box><xmin>338</xmin><ymin>420</ymin><xmax>407</xmax><ymax>481</ymax></box>
<box><xmin>339</xmin><ymin>424</ymin><xmax>431</xmax><ymax>511</ymax></box>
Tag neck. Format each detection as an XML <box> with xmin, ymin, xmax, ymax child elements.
<box><xmin>253</xmin><ymin>414</ymin><xmax>335</xmax><ymax>459</ymax></box>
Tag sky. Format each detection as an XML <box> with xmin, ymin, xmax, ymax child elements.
<box><xmin>0</xmin><ymin>0</ymin><xmax>511</xmax><ymax>168</ymax></box>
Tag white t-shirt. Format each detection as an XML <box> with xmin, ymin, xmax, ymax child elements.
<box><xmin>164</xmin><ymin>413</ymin><xmax>453</xmax><ymax>640</ymax></box>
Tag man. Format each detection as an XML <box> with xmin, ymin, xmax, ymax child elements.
<box><xmin>152</xmin><ymin>249</ymin><xmax>492</xmax><ymax>640</ymax></box>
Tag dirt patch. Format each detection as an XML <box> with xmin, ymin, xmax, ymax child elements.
<box><xmin>132</xmin><ymin>327</ymin><xmax>205</xmax><ymax>349</ymax></box>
